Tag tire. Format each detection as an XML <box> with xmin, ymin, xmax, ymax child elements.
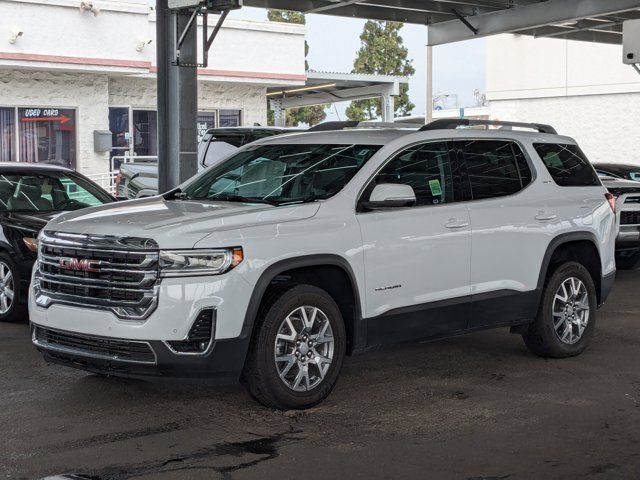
<box><xmin>523</xmin><ymin>261</ymin><xmax>597</xmax><ymax>358</ymax></box>
<box><xmin>242</xmin><ymin>284</ymin><xmax>346</xmax><ymax>410</ymax></box>
<box><xmin>0</xmin><ymin>252</ymin><xmax>25</xmax><ymax>323</ymax></box>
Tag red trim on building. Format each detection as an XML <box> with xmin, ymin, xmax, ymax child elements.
<box><xmin>0</xmin><ymin>52</ymin><xmax>306</xmax><ymax>81</ymax></box>
<box><xmin>0</xmin><ymin>52</ymin><xmax>152</xmax><ymax>69</ymax></box>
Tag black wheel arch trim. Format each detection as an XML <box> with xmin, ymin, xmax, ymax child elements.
<box><xmin>239</xmin><ymin>254</ymin><xmax>365</xmax><ymax>356</ymax></box>
<box><xmin>535</xmin><ymin>231</ymin><xmax>604</xmax><ymax>305</ymax></box>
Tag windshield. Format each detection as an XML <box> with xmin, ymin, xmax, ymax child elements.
<box><xmin>183</xmin><ymin>143</ymin><xmax>381</xmax><ymax>205</ymax></box>
<box><xmin>0</xmin><ymin>171</ymin><xmax>112</xmax><ymax>213</ymax></box>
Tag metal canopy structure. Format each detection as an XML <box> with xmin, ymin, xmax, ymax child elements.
<box><xmin>267</xmin><ymin>71</ymin><xmax>408</xmax><ymax>124</ymax></box>
<box><xmin>156</xmin><ymin>0</ymin><xmax>640</xmax><ymax>192</ymax></box>
<box><xmin>242</xmin><ymin>0</ymin><xmax>640</xmax><ymax>45</ymax></box>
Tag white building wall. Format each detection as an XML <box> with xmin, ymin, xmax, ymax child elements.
<box><xmin>0</xmin><ymin>69</ymin><xmax>110</xmax><ymax>173</ymax></box>
<box><xmin>486</xmin><ymin>34</ymin><xmax>640</xmax><ymax>163</ymax></box>
<box><xmin>489</xmin><ymin>94</ymin><xmax>640</xmax><ymax>164</ymax></box>
<box><xmin>0</xmin><ymin>0</ymin><xmax>305</xmax><ymax>175</ymax></box>
<box><xmin>108</xmin><ymin>78</ymin><xmax>267</xmax><ymax>126</ymax></box>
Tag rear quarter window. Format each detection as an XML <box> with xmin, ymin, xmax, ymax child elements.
<box><xmin>534</xmin><ymin>143</ymin><xmax>600</xmax><ymax>187</ymax></box>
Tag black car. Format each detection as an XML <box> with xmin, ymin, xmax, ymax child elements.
<box><xmin>593</xmin><ymin>162</ymin><xmax>640</xmax><ymax>182</ymax></box>
<box><xmin>0</xmin><ymin>163</ymin><xmax>115</xmax><ymax>322</ymax></box>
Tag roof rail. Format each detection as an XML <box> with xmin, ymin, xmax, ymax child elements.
<box><xmin>307</xmin><ymin>120</ymin><xmax>422</xmax><ymax>132</ymax></box>
<box><xmin>307</xmin><ymin>121</ymin><xmax>359</xmax><ymax>132</ymax></box>
<box><xmin>419</xmin><ymin>118</ymin><xmax>557</xmax><ymax>135</ymax></box>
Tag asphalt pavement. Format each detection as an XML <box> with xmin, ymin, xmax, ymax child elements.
<box><xmin>2</xmin><ymin>271</ymin><xmax>640</xmax><ymax>479</ymax></box>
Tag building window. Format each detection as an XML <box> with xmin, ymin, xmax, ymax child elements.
<box><xmin>109</xmin><ymin>107</ymin><xmax>130</xmax><ymax>171</ymax></box>
<box><xmin>132</xmin><ymin>110</ymin><xmax>158</xmax><ymax>157</ymax></box>
<box><xmin>18</xmin><ymin>108</ymin><xmax>76</xmax><ymax>169</ymax></box>
<box><xmin>219</xmin><ymin>109</ymin><xmax>241</xmax><ymax>127</ymax></box>
<box><xmin>197</xmin><ymin>112</ymin><xmax>216</xmax><ymax>142</ymax></box>
<box><xmin>0</xmin><ymin>107</ymin><xmax>15</xmax><ymax>162</ymax></box>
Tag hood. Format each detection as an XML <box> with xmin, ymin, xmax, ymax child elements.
<box><xmin>1</xmin><ymin>211</ymin><xmax>62</xmax><ymax>235</ymax></box>
<box><xmin>601</xmin><ymin>177</ymin><xmax>640</xmax><ymax>196</ymax></box>
<box><xmin>46</xmin><ymin>196</ymin><xmax>321</xmax><ymax>249</ymax></box>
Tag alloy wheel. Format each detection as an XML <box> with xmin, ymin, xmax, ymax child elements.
<box><xmin>274</xmin><ymin>305</ymin><xmax>335</xmax><ymax>392</ymax></box>
<box><xmin>0</xmin><ymin>261</ymin><xmax>14</xmax><ymax>315</ymax></box>
<box><xmin>552</xmin><ymin>277</ymin><xmax>590</xmax><ymax>345</ymax></box>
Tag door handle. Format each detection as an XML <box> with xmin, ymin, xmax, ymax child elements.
<box><xmin>535</xmin><ymin>212</ymin><xmax>558</xmax><ymax>221</ymax></box>
<box><xmin>444</xmin><ymin>219</ymin><xmax>469</xmax><ymax>229</ymax></box>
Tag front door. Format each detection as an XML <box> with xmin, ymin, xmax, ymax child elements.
<box><xmin>357</xmin><ymin>140</ymin><xmax>472</xmax><ymax>347</ymax></box>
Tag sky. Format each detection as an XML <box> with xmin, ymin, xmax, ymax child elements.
<box><xmin>230</xmin><ymin>7</ymin><xmax>486</xmax><ymax>121</ymax></box>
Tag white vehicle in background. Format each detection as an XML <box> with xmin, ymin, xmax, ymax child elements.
<box><xmin>30</xmin><ymin>119</ymin><xmax>616</xmax><ymax>410</ymax></box>
<box><xmin>115</xmin><ymin>127</ymin><xmax>297</xmax><ymax>199</ymax></box>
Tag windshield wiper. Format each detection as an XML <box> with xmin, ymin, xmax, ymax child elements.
<box><xmin>274</xmin><ymin>195</ymin><xmax>322</xmax><ymax>206</ymax></box>
<box><xmin>165</xmin><ymin>188</ymin><xmax>192</xmax><ymax>201</ymax></box>
<box><xmin>212</xmin><ymin>194</ymin><xmax>280</xmax><ymax>206</ymax></box>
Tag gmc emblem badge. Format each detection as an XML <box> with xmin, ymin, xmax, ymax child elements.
<box><xmin>59</xmin><ymin>257</ymin><xmax>101</xmax><ymax>273</ymax></box>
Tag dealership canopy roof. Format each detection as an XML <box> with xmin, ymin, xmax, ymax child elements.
<box><xmin>267</xmin><ymin>70</ymin><xmax>408</xmax><ymax>108</ymax></box>
<box><xmin>242</xmin><ymin>0</ymin><xmax>640</xmax><ymax>45</ymax></box>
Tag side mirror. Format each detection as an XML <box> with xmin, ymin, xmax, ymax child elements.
<box><xmin>362</xmin><ymin>183</ymin><xmax>416</xmax><ymax>210</ymax></box>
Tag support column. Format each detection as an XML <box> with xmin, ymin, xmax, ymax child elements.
<box><xmin>381</xmin><ymin>94</ymin><xmax>394</xmax><ymax>122</ymax></box>
<box><xmin>270</xmin><ymin>98</ymin><xmax>285</xmax><ymax>127</ymax></box>
<box><xmin>157</xmin><ymin>1</ymin><xmax>199</xmax><ymax>194</ymax></box>
<box><xmin>425</xmin><ymin>43</ymin><xmax>433</xmax><ymax>124</ymax></box>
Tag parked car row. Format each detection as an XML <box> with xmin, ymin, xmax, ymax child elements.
<box><xmin>18</xmin><ymin>119</ymin><xmax>618</xmax><ymax>410</ymax></box>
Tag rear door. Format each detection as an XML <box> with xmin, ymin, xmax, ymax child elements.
<box><xmin>455</xmin><ymin>138</ymin><xmax>548</xmax><ymax>328</ymax></box>
<box><xmin>357</xmin><ymin>140</ymin><xmax>472</xmax><ymax>346</ymax></box>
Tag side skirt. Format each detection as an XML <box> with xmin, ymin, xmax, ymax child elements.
<box><xmin>364</xmin><ymin>289</ymin><xmax>538</xmax><ymax>350</ymax></box>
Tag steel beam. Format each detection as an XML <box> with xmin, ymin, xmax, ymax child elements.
<box><xmin>157</xmin><ymin>3</ymin><xmax>199</xmax><ymax>193</ymax></box>
<box><xmin>156</xmin><ymin>0</ymin><xmax>171</xmax><ymax>193</ymax></box>
<box><xmin>426</xmin><ymin>0</ymin><xmax>640</xmax><ymax>45</ymax></box>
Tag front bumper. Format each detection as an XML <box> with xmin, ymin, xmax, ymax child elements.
<box><xmin>29</xmin><ymin>268</ymin><xmax>255</xmax><ymax>381</ymax></box>
<box><xmin>33</xmin><ymin>324</ymin><xmax>250</xmax><ymax>381</ymax></box>
<box><xmin>599</xmin><ymin>270</ymin><xmax>616</xmax><ymax>307</ymax></box>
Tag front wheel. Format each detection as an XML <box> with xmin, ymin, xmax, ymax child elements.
<box><xmin>242</xmin><ymin>284</ymin><xmax>346</xmax><ymax>410</ymax></box>
<box><xmin>523</xmin><ymin>261</ymin><xmax>597</xmax><ymax>358</ymax></box>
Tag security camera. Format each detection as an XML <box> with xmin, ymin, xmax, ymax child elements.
<box><xmin>8</xmin><ymin>26</ymin><xmax>23</xmax><ymax>44</ymax></box>
<box><xmin>136</xmin><ymin>38</ymin><xmax>153</xmax><ymax>52</ymax></box>
<box><xmin>79</xmin><ymin>0</ymin><xmax>100</xmax><ymax>16</ymax></box>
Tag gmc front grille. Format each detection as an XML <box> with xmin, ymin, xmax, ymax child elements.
<box><xmin>34</xmin><ymin>231</ymin><xmax>160</xmax><ymax>320</ymax></box>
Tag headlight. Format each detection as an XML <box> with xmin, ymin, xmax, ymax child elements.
<box><xmin>159</xmin><ymin>247</ymin><xmax>243</xmax><ymax>277</ymax></box>
<box><xmin>23</xmin><ymin>237</ymin><xmax>39</xmax><ymax>253</ymax></box>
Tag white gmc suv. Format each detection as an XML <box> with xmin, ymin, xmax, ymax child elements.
<box><xmin>30</xmin><ymin>120</ymin><xmax>616</xmax><ymax>410</ymax></box>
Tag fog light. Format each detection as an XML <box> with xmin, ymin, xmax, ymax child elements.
<box><xmin>166</xmin><ymin>309</ymin><xmax>215</xmax><ymax>354</ymax></box>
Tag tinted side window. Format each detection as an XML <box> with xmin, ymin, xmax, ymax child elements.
<box><xmin>534</xmin><ymin>143</ymin><xmax>600</xmax><ymax>187</ymax></box>
<box><xmin>374</xmin><ymin>141</ymin><xmax>462</xmax><ymax>206</ymax></box>
<box><xmin>457</xmin><ymin>140</ymin><xmax>531</xmax><ymax>200</ymax></box>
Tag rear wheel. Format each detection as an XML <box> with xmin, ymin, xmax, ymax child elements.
<box><xmin>242</xmin><ymin>284</ymin><xmax>346</xmax><ymax>410</ymax></box>
<box><xmin>523</xmin><ymin>261</ymin><xmax>597</xmax><ymax>358</ymax></box>
<box><xmin>0</xmin><ymin>253</ymin><xmax>25</xmax><ymax>323</ymax></box>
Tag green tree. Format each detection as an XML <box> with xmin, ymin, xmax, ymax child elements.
<box><xmin>266</xmin><ymin>10</ymin><xmax>327</xmax><ymax>127</ymax></box>
<box><xmin>346</xmin><ymin>21</ymin><xmax>415</xmax><ymax>121</ymax></box>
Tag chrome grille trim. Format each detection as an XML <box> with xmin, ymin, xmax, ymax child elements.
<box><xmin>34</xmin><ymin>231</ymin><xmax>160</xmax><ymax>320</ymax></box>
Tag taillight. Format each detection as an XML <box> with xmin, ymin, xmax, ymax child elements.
<box><xmin>605</xmin><ymin>192</ymin><xmax>616</xmax><ymax>213</ymax></box>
